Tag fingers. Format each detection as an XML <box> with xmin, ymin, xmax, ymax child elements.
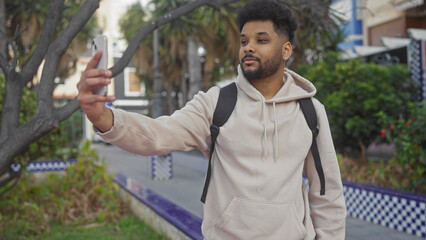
<box><xmin>86</xmin><ymin>50</ymin><xmax>102</xmax><ymax>70</ymax></box>
<box><xmin>84</xmin><ymin>69</ymin><xmax>112</xmax><ymax>79</ymax></box>
<box><xmin>86</xmin><ymin>77</ymin><xmax>111</xmax><ymax>88</ymax></box>
<box><xmin>77</xmin><ymin>76</ymin><xmax>110</xmax><ymax>92</ymax></box>
<box><xmin>78</xmin><ymin>93</ymin><xmax>115</xmax><ymax>105</ymax></box>
<box><xmin>78</xmin><ymin>66</ymin><xmax>112</xmax><ymax>90</ymax></box>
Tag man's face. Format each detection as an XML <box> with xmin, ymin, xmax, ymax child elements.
<box><xmin>239</xmin><ymin>20</ymin><xmax>285</xmax><ymax>81</ymax></box>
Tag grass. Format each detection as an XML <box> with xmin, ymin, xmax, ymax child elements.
<box><xmin>1</xmin><ymin>215</ymin><xmax>169</xmax><ymax>240</ymax></box>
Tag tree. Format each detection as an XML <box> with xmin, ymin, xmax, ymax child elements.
<box><xmin>278</xmin><ymin>0</ymin><xmax>344</xmax><ymax>69</ymax></box>
<box><xmin>192</xmin><ymin>3</ymin><xmax>242</xmax><ymax>88</ymax></box>
<box><xmin>120</xmin><ymin>1</ymin><xmax>242</xmax><ymax>115</ymax></box>
<box><xmin>298</xmin><ymin>52</ymin><xmax>418</xmax><ymax>160</ymax></box>
<box><xmin>0</xmin><ymin>0</ymin><xmax>6</xmax><ymax>58</ymax></box>
<box><xmin>3</xmin><ymin>0</ymin><xmax>97</xmax><ymax>85</ymax></box>
<box><xmin>0</xmin><ymin>0</ymin><xmax>240</xmax><ymax>188</ymax></box>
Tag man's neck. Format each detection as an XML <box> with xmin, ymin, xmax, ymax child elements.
<box><xmin>250</xmin><ymin>70</ymin><xmax>285</xmax><ymax>100</ymax></box>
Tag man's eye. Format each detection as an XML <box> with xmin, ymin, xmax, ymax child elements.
<box><xmin>240</xmin><ymin>40</ymin><xmax>248</xmax><ymax>45</ymax></box>
<box><xmin>258</xmin><ymin>39</ymin><xmax>268</xmax><ymax>43</ymax></box>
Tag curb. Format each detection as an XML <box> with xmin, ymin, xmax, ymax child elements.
<box><xmin>114</xmin><ymin>173</ymin><xmax>203</xmax><ymax>240</ymax></box>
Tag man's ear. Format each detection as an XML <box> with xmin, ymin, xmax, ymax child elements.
<box><xmin>282</xmin><ymin>41</ymin><xmax>293</xmax><ymax>61</ymax></box>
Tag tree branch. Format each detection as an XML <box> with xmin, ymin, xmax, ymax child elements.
<box><xmin>54</xmin><ymin>98</ymin><xmax>80</xmax><ymax>123</ymax></box>
<box><xmin>0</xmin><ymin>30</ymin><xmax>26</xmax><ymax>146</ymax></box>
<box><xmin>8</xmin><ymin>40</ymin><xmax>18</xmax><ymax>74</ymax></box>
<box><xmin>0</xmin><ymin>113</ymin><xmax>55</xmax><ymax>173</ymax></box>
<box><xmin>36</xmin><ymin>0</ymin><xmax>100</xmax><ymax>117</ymax></box>
<box><xmin>21</xmin><ymin>0</ymin><xmax>66</xmax><ymax>84</ymax></box>
<box><xmin>0</xmin><ymin>25</ymin><xmax>29</xmax><ymax>77</ymax></box>
<box><xmin>0</xmin><ymin>53</ymin><xmax>7</xmax><ymax>73</ymax></box>
<box><xmin>110</xmin><ymin>0</ymin><xmax>240</xmax><ymax>76</ymax></box>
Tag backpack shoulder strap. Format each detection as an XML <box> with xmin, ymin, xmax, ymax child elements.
<box><xmin>212</xmin><ymin>82</ymin><xmax>238</xmax><ymax>127</ymax></box>
<box><xmin>299</xmin><ymin>98</ymin><xmax>325</xmax><ymax>195</ymax></box>
<box><xmin>201</xmin><ymin>82</ymin><xmax>237</xmax><ymax>203</ymax></box>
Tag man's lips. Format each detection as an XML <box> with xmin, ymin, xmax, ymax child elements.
<box><xmin>242</xmin><ymin>56</ymin><xmax>259</xmax><ymax>64</ymax></box>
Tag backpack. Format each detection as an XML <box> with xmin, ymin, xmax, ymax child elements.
<box><xmin>200</xmin><ymin>82</ymin><xmax>325</xmax><ymax>203</ymax></box>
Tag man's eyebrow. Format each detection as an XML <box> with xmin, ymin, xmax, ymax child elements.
<box><xmin>257</xmin><ymin>32</ymin><xmax>269</xmax><ymax>36</ymax></box>
<box><xmin>240</xmin><ymin>32</ymin><xmax>270</xmax><ymax>37</ymax></box>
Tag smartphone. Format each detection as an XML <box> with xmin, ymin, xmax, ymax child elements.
<box><xmin>91</xmin><ymin>35</ymin><xmax>108</xmax><ymax>96</ymax></box>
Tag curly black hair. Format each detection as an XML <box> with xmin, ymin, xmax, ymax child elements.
<box><xmin>236</xmin><ymin>0</ymin><xmax>298</xmax><ymax>43</ymax></box>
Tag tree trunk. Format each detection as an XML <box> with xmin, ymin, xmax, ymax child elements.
<box><xmin>152</xmin><ymin>29</ymin><xmax>163</xmax><ymax>118</ymax></box>
<box><xmin>290</xmin><ymin>44</ymin><xmax>305</xmax><ymax>70</ymax></box>
<box><xmin>179</xmin><ymin>61</ymin><xmax>188</xmax><ymax>108</ymax></box>
<box><xmin>187</xmin><ymin>36</ymin><xmax>202</xmax><ymax>100</ymax></box>
<box><xmin>167</xmin><ymin>84</ymin><xmax>177</xmax><ymax>115</ymax></box>
<box><xmin>0</xmin><ymin>72</ymin><xmax>23</xmax><ymax>144</ymax></box>
<box><xmin>0</xmin><ymin>0</ymin><xmax>6</xmax><ymax>59</ymax></box>
<box><xmin>359</xmin><ymin>140</ymin><xmax>367</xmax><ymax>163</ymax></box>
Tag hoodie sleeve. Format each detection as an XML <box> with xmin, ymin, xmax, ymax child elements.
<box><xmin>97</xmin><ymin>86</ymin><xmax>220</xmax><ymax>156</ymax></box>
<box><xmin>303</xmin><ymin>99</ymin><xmax>347</xmax><ymax>240</ymax></box>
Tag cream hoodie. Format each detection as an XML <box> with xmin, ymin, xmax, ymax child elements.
<box><xmin>98</xmin><ymin>66</ymin><xmax>347</xmax><ymax>240</ymax></box>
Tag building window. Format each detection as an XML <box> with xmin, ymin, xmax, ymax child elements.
<box><xmin>356</xmin><ymin>0</ymin><xmax>363</xmax><ymax>21</ymax></box>
<box><xmin>124</xmin><ymin>67</ymin><xmax>145</xmax><ymax>97</ymax></box>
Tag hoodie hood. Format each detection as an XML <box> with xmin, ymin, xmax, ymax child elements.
<box><xmin>236</xmin><ymin>65</ymin><xmax>316</xmax><ymax>103</ymax></box>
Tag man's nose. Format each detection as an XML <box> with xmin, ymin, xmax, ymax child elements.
<box><xmin>243</xmin><ymin>42</ymin><xmax>255</xmax><ymax>53</ymax></box>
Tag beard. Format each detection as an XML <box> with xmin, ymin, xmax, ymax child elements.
<box><xmin>241</xmin><ymin>50</ymin><xmax>282</xmax><ymax>81</ymax></box>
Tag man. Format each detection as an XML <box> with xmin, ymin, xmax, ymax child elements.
<box><xmin>77</xmin><ymin>0</ymin><xmax>347</xmax><ymax>239</ymax></box>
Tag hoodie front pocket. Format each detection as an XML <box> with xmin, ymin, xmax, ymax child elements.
<box><xmin>211</xmin><ymin>197</ymin><xmax>306</xmax><ymax>240</ymax></box>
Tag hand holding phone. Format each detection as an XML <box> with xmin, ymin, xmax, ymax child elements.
<box><xmin>91</xmin><ymin>35</ymin><xmax>108</xmax><ymax>96</ymax></box>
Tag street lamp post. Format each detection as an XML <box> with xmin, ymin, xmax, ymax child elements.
<box><xmin>151</xmin><ymin>28</ymin><xmax>173</xmax><ymax>181</ymax></box>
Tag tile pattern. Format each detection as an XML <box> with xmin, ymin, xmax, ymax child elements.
<box><xmin>26</xmin><ymin>159</ymin><xmax>77</xmax><ymax>172</ymax></box>
<box><xmin>409</xmin><ymin>39</ymin><xmax>425</xmax><ymax>101</ymax></box>
<box><xmin>151</xmin><ymin>154</ymin><xmax>173</xmax><ymax>180</ymax></box>
<box><xmin>343</xmin><ymin>180</ymin><xmax>426</xmax><ymax>238</ymax></box>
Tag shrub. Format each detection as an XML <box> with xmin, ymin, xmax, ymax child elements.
<box><xmin>0</xmin><ymin>141</ymin><xmax>129</xmax><ymax>238</ymax></box>
<box><xmin>378</xmin><ymin>101</ymin><xmax>426</xmax><ymax>193</ymax></box>
<box><xmin>298</xmin><ymin>52</ymin><xmax>418</xmax><ymax>159</ymax></box>
<box><xmin>338</xmin><ymin>154</ymin><xmax>409</xmax><ymax>192</ymax></box>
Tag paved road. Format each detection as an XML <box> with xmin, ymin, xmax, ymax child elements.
<box><xmin>93</xmin><ymin>143</ymin><xmax>423</xmax><ymax>240</ymax></box>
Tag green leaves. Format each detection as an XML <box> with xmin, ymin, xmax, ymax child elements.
<box><xmin>298</xmin><ymin>52</ymin><xmax>417</xmax><ymax>156</ymax></box>
<box><xmin>378</xmin><ymin>101</ymin><xmax>426</xmax><ymax>193</ymax></box>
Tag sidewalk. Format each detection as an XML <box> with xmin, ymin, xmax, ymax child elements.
<box><xmin>93</xmin><ymin>143</ymin><xmax>423</xmax><ymax>240</ymax></box>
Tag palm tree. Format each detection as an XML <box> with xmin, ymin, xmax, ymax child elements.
<box><xmin>278</xmin><ymin>0</ymin><xmax>343</xmax><ymax>68</ymax></box>
<box><xmin>153</xmin><ymin>0</ymin><xmax>204</xmax><ymax>112</ymax></box>
<box><xmin>120</xmin><ymin>0</ymin><xmax>242</xmax><ymax>105</ymax></box>
<box><xmin>191</xmin><ymin>3</ymin><xmax>243</xmax><ymax>89</ymax></box>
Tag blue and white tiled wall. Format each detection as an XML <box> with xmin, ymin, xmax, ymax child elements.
<box><xmin>26</xmin><ymin>159</ymin><xmax>77</xmax><ymax>172</ymax></box>
<box><xmin>343</xmin><ymin>180</ymin><xmax>426</xmax><ymax>238</ymax></box>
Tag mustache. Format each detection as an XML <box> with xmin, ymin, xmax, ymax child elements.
<box><xmin>241</xmin><ymin>54</ymin><xmax>260</xmax><ymax>62</ymax></box>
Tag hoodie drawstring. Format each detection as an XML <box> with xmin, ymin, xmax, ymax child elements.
<box><xmin>262</xmin><ymin>100</ymin><xmax>267</xmax><ymax>161</ymax></box>
<box><xmin>261</xmin><ymin>100</ymin><xmax>279</xmax><ymax>162</ymax></box>
<box><xmin>273</xmin><ymin>102</ymin><xmax>278</xmax><ymax>162</ymax></box>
